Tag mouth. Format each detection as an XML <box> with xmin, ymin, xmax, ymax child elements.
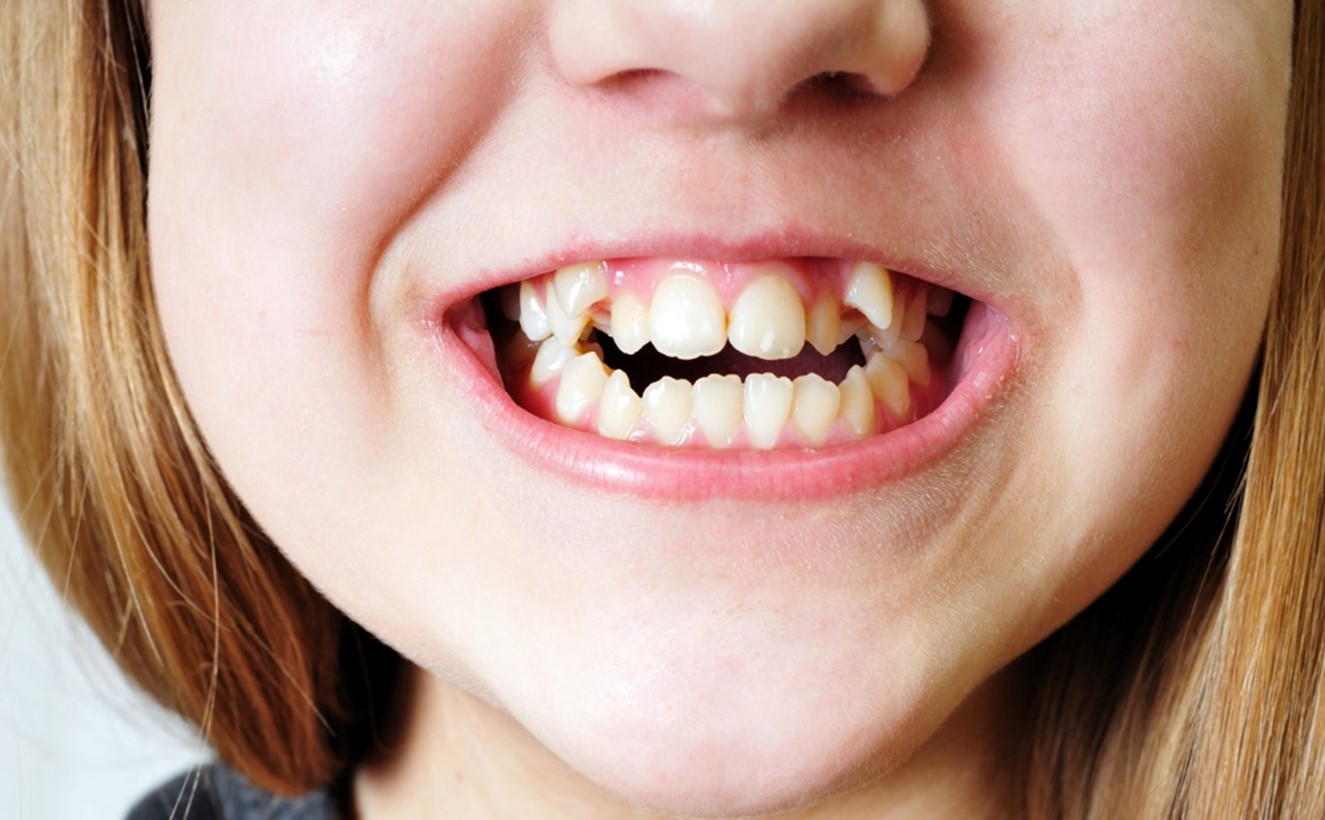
<box><xmin>441</xmin><ymin>254</ymin><xmax>1017</xmax><ymax>496</ymax></box>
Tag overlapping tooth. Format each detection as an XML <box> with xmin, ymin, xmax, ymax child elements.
<box><xmin>806</xmin><ymin>294</ymin><xmax>842</xmax><ymax>356</ymax></box>
<box><xmin>743</xmin><ymin>374</ymin><xmax>794</xmax><ymax>449</ymax></box>
<box><xmin>838</xmin><ymin>315</ymin><xmax>867</xmax><ymax>346</ymax></box>
<box><xmin>843</xmin><ymin>262</ymin><xmax>894</xmax><ymax>330</ymax></box>
<box><xmin>598</xmin><ymin>371</ymin><xmax>643</xmax><ymax>440</ymax></box>
<box><xmin>839</xmin><ymin>365</ymin><xmax>876</xmax><ymax>437</ymax></box>
<box><xmin>531</xmin><ymin>336</ymin><xmax>578</xmax><ymax>386</ymax></box>
<box><xmin>649</xmin><ymin>273</ymin><xmax>727</xmax><ymax>359</ymax></box>
<box><xmin>642</xmin><ymin>377</ymin><xmax>693</xmax><ymax>445</ymax></box>
<box><xmin>889</xmin><ymin>339</ymin><xmax>932</xmax><ymax>387</ymax></box>
<box><xmin>553</xmin><ymin>262</ymin><xmax>610</xmax><ymax>319</ymax></box>
<box><xmin>792</xmin><ymin>374</ymin><xmax>840</xmax><ymax>446</ymax></box>
<box><xmin>864</xmin><ymin>353</ymin><xmax>911</xmax><ymax>416</ymax></box>
<box><xmin>518</xmin><ymin>280</ymin><xmax>552</xmax><ymax>341</ymax></box>
<box><xmin>692</xmin><ymin>374</ymin><xmax>743</xmax><ymax>448</ymax></box>
<box><xmin>546</xmin><ymin>287</ymin><xmax>590</xmax><ymax>346</ymax></box>
<box><xmin>609</xmin><ymin>291</ymin><xmax>650</xmax><ymax>355</ymax></box>
<box><xmin>900</xmin><ymin>291</ymin><xmax>928</xmax><ymax>342</ymax></box>
<box><xmin>554</xmin><ymin>352</ymin><xmax>609</xmax><ymax>424</ymax></box>
<box><xmin>728</xmin><ymin>276</ymin><xmax>806</xmax><ymax>360</ymax></box>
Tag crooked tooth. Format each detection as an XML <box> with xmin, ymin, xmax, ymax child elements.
<box><xmin>546</xmin><ymin>287</ymin><xmax>590</xmax><ymax>346</ymax></box>
<box><xmin>692</xmin><ymin>374</ymin><xmax>743</xmax><ymax>448</ymax></box>
<box><xmin>518</xmin><ymin>280</ymin><xmax>552</xmax><ymax>341</ymax></box>
<box><xmin>610</xmin><ymin>291</ymin><xmax>650</xmax><ymax>355</ymax></box>
<box><xmin>890</xmin><ymin>339</ymin><xmax>932</xmax><ymax>387</ymax></box>
<box><xmin>900</xmin><ymin>290</ymin><xmax>928</xmax><ymax>342</ymax></box>
<box><xmin>598</xmin><ymin>371</ymin><xmax>643</xmax><ymax>440</ymax></box>
<box><xmin>806</xmin><ymin>294</ymin><xmax>842</xmax><ymax>356</ymax></box>
<box><xmin>642</xmin><ymin>377</ymin><xmax>693</xmax><ymax>445</ymax></box>
<box><xmin>553</xmin><ymin>262</ymin><xmax>610</xmax><ymax>319</ymax></box>
<box><xmin>839</xmin><ymin>365</ymin><xmax>876</xmax><ymax>438</ymax></box>
<box><xmin>649</xmin><ymin>273</ymin><xmax>726</xmax><ymax>360</ymax></box>
<box><xmin>531</xmin><ymin>336</ymin><xmax>578</xmax><ymax>386</ymax></box>
<box><xmin>743</xmin><ymin>374</ymin><xmax>794</xmax><ymax>449</ymax></box>
<box><xmin>792</xmin><ymin>374</ymin><xmax>841</xmax><ymax>446</ymax></box>
<box><xmin>554</xmin><ymin>352</ymin><xmax>609</xmax><ymax>424</ymax></box>
<box><xmin>843</xmin><ymin>262</ymin><xmax>894</xmax><ymax>330</ymax></box>
<box><xmin>729</xmin><ymin>276</ymin><xmax>806</xmax><ymax>360</ymax></box>
<box><xmin>838</xmin><ymin>315</ymin><xmax>867</xmax><ymax>345</ymax></box>
<box><xmin>864</xmin><ymin>353</ymin><xmax>911</xmax><ymax>416</ymax></box>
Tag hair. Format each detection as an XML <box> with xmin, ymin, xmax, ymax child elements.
<box><xmin>1</xmin><ymin>0</ymin><xmax>1321</xmax><ymax>815</ymax></box>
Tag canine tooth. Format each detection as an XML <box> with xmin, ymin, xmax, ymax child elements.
<box><xmin>692</xmin><ymin>374</ymin><xmax>743</xmax><ymax>448</ymax></box>
<box><xmin>554</xmin><ymin>352</ymin><xmax>609</xmax><ymax>424</ymax></box>
<box><xmin>642</xmin><ymin>377</ymin><xmax>692</xmax><ymax>445</ymax></box>
<box><xmin>843</xmin><ymin>262</ymin><xmax>894</xmax><ymax>330</ymax></box>
<box><xmin>499</xmin><ymin>285</ymin><xmax>521</xmax><ymax>321</ymax></box>
<box><xmin>546</xmin><ymin>288</ymin><xmax>590</xmax><ymax>346</ymax></box>
<box><xmin>927</xmin><ymin>287</ymin><xmax>954</xmax><ymax>317</ymax></box>
<box><xmin>839</xmin><ymin>365</ymin><xmax>876</xmax><ymax>437</ymax></box>
<box><xmin>743</xmin><ymin>374</ymin><xmax>794</xmax><ymax>449</ymax></box>
<box><xmin>610</xmin><ymin>291</ymin><xmax>650</xmax><ymax>355</ymax></box>
<box><xmin>890</xmin><ymin>339</ymin><xmax>932</xmax><ymax>387</ymax></box>
<box><xmin>553</xmin><ymin>262</ymin><xmax>610</xmax><ymax>319</ymax></box>
<box><xmin>864</xmin><ymin>353</ymin><xmax>911</xmax><ymax>416</ymax></box>
<box><xmin>518</xmin><ymin>280</ymin><xmax>552</xmax><ymax>341</ymax></box>
<box><xmin>531</xmin><ymin>336</ymin><xmax>578</xmax><ymax>386</ymax></box>
<box><xmin>729</xmin><ymin>276</ymin><xmax>806</xmax><ymax>360</ymax></box>
<box><xmin>649</xmin><ymin>274</ymin><xmax>726</xmax><ymax>360</ymax></box>
<box><xmin>806</xmin><ymin>294</ymin><xmax>842</xmax><ymax>356</ymax></box>
<box><xmin>900</xmin><ymin>291</ymin><xmax>928</xmax><ymax>342</ymax></box>
<box><xmin>598</xmin><ymin>371</ymin><xmax>643</xmax><ymax>440</ymax></box>
<box><xmin>792</xmin><ymin>374</ymin><xmax>841</xmax><ymax>446</ymax></box>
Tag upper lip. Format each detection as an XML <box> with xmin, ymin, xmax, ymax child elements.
<box><xmin>426</xmin><ymin>222</ymin><xmax>1004</xmax><ymax>325</ymax></box>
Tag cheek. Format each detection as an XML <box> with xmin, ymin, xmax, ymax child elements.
<box><xmin>148</xmin><ymin>2</ymin><xmax>524</xmax><ymax>521</ymax></box>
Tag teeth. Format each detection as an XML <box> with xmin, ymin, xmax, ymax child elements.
<box><xmin>900</xmin><ymin>291</ymin><xmax>928</xmax><ymax>342</ymax></box>
<box><xmin>609</xmin><ymin>291</ymin><xmax>650</xmax><ymax>355</ymax></box>
<box><xmin>531</xmin><ymin>336</ymin><xmax>578</xmax><ymax>386</ymax></box>
<box><xmin>648</xmin><ymin>273</ymin><xmax>727</xmax><ymax>360</ymax></box>
<box><xmin>546</xmin><ymin>287</ymin><xmax>590</xmax><ymax>346</ymax></box>
<box><xmin>553</xmin><ymin>262</ymin><xmax>610</xmax><ymax>319</ymax></box>
<box><xmin>838</xmin><ymin>365</ymin><xmax>876</xmax><ymax>437</ymax></box>
<box><xmin>692</xmin><ymin>374</ymin><xmax>743</xmax><ymax>448</ymax></box>
<box><xmin>642</xmin><ymin>377</ymin><xmax>693</xmax><ymax>445</ymax></box>
<box><xmin>743</xmin><ymin>374</ymin><xmax>794</xmax><ymax>449</ymax></box>
<box><xmin>728</xmin><ymin>276</ymin><xmax>806</xmax><ymax>360</ymax></box>
<box><xmin>889</xmin><ymin>339</ymin><xmax>932</xmax><ymax>387</ymax></box>
<box><xmin>554</xmin><ymin>352</ymin><xmax>610</xmax><ymax>424</ymax></box>
<box><xmin>518</xmin><ymin>280</ymin><xmax>553</xmax><ymax>342</ymax></box>
<box><xmin>792</xmin><ymin>374</ymin><xmax>841</xmax><ymax>446</ymax></box>
<box><xmin>598</xmin><ymin>370</ymin><xmax>643</xmax><ymax>440</ymax></box>
<box><xmin>863</xmin><ymin>353</ymin><xmax>911</xmax><ymax>416</ymax></box>
<box><xmin>843</xmin><ymin>262</ymin><xmax>894</xmax><ymax>330</ymax></box>
<box><xmin>806</xmin><ymin>294</ymin><xmax>842</xmax><ymax>356</ymax></box>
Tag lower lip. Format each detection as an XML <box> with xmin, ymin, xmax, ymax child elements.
<box><xmin>431</xmin><ymin>302</ymin><xmax>1020</xmax><ymax>502</ymax></box>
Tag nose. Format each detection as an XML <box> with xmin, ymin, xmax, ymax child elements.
<box><xmin>547</xmin><ymin>0</ymin><xmax>931</xmax><ymax>120</ymax></box>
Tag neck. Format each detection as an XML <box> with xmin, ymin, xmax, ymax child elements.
<box><xmin>354</xmin><ymin>665</ymin><xmax>1024</xmax><ymax>819</ymax></box>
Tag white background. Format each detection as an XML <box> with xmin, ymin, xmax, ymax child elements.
<box><xmin>0</xmin><ymin>492</ymin><xmax>206</xmax><ymax>819</ymax></box>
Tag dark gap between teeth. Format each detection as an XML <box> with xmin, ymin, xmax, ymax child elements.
<box><xmin>597</xmin><ymin>333</ymin><xmax>865</xmax><ymax>390</ymax></box>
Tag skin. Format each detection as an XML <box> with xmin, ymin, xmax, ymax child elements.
<box><xmin>147</xmin><ymin>0</ymin><xmax>1292</xmax><ymax>817</ymax></box>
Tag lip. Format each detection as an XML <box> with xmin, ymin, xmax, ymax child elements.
<box><xmin>419</xmin><ymin>230</ymin><xmax>1023</xmax><ymax>502</ymax></box>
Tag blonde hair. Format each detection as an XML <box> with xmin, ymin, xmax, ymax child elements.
<box><xmin>2</xmin><ymin>1</ymin><xmax>1321</xmax><ymax>814</ymax></box>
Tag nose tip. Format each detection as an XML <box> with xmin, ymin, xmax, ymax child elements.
<box><xmin>549</xmin><ymin>0</ymin><xmax>931</xmax><ymax>121</ymax></box>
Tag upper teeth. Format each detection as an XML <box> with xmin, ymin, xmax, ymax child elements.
<box><xmin>498</xmin><ymin>259</ymin><xmax>951</xmax><ymax>448</ymax></box>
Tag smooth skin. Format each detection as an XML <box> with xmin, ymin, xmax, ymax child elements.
<box><xmin>148</xmin><ymin>0</ymin><xmax>1292</xmax><ymax>816</ymax></box>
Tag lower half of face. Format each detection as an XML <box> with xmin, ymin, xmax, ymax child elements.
<box><xmin>146</xmin><ymin>0</ymin><xmax>1290</xmax><ymax>813</ymax></box>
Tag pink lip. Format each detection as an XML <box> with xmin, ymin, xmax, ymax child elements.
<box><xmin>425</xmin><ymin>239</ymin><xmax>1021</xmax><ymax>501</ymax></box>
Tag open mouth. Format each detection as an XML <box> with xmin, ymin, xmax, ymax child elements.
<box><xmin>458</xmin><ymin>257</ymin><xmax>978</xmax><ymax>451</ymax></box>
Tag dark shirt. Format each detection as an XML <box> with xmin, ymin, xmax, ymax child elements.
<box><xmin>127</xmin><ymin>765</ymin><xmax>340</xmax><ymax>820</ymax></box>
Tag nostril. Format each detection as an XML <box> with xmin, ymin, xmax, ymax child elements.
<box><xmin>797</xmin><ymin>71</ymin><xmax>889</xmax><ymax>104</ymax></box>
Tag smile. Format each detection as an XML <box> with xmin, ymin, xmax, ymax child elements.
<box><xmin>441</xmin><ymin>252</ymin><xmax>1019</xmax><ymax>498</ymax></box>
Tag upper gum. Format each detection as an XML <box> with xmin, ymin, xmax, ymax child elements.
<box><xmin>531</xmin><ymin>257</ymin><xmax>932</xmax><ymax>313</ymax></box>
